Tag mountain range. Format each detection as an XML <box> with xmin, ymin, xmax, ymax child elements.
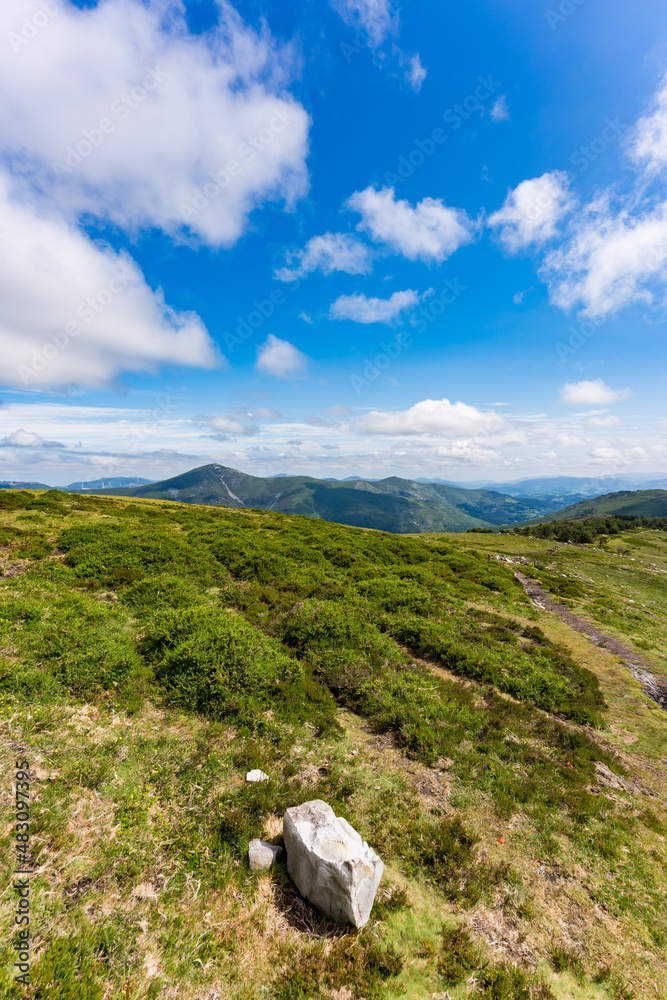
<box><xmin>86</xmin><ymin>463</ymin><xmax>562</xmax><ymax>532</ymax></box>
<box><xmin>4</xmin><ymin>468</ymin><xmax>667</xmax><ymax>534</ymax></box>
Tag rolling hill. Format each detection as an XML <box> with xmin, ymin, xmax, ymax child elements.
<box><xmin>0</xmin><ymin>479</ymin><xmax>51</xmax><ymax>490</ymax></box>
<box><xmin>88</xmin><ymin>462</ymin><xmax>562</xmax><ymax>532</ymax></box>
<box><xmin>513</xmin><ymin>488</ymin><xmax>667</xmax><ymax>526</ymax></box>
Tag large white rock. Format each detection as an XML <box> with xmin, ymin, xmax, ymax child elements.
<box><xmin>283</xmin><ymin>799</ymin><xmax>383</xmax><ymax>928</ymax></box>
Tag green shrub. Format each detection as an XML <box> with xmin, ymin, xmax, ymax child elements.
<box><xmin>143</xmin><ymin>604</ymin><xmax>304</xmax><ymax>722</ymax></box>
<box><xmin>477</xmin><ymin>963</ymin><xmax>556</xmax><ymax>999</ymax></box>
<box><xmin>122</xmin><ymin>573</ymin><xmax>205</xmax><ymax>612</ymax></box>
<box><xmin>0</xmin><ymin>590</ymin><xmax>141</xmax><ymax>699</ymax></box>
<box><xmin>438</xmin><ymin>923</ymin><xmax>480</xmax><ymax>983</ymax></box>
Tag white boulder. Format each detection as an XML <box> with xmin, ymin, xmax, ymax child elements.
<box><xmin>248</xmin><ymin>838</ymin><xmax>283</xmax><ymax>872</ymax></box>
<box><xmin>283</xmin><ymin>799</ymin><xmax>383</xmax><ymax>928</ymax></box>
<box><xmin>246</xmin><ymin>769</ymin><xmax>270</xmax><ymax>783</ymax></box>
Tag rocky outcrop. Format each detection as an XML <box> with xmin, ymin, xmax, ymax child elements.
<box><xmin>283</xmin><ymin>799</ymin><xmax>383</xmax><ymax>928</ymax></box>
<box><xmin>248</xmin><ymin>839</ymin><xmax>283</xmax><ymax>872</ymax></box>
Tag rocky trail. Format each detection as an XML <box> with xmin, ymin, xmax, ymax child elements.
<box><xmin>513</xmin><ymin>569</ymin><xmax>667</xmax><ymax>713</ymax></box>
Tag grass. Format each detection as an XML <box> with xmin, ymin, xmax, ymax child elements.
<box><xmin>0</xmin><ymin>489</ymin><xmax>665</xmax><ymax>999</ymax></box>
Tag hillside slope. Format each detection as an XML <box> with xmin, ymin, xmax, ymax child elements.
<box><xmin>0</xmin><ymin>489</ymin><xmax>665</xmax><ymax>999</ymax></box>
<box><xmin>514</xmin><ymin>489</ymin><xmax>667</xmax><ymax>526</ymax></box>
<box><xmin>91</xmin><ymin>462</ymin><xmax>560</xmax><ymax>532</ymax></box>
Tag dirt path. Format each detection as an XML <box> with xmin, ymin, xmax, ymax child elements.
<box><xmin>514</xmin><ymin>570</ymin><xmax>667</xmax><ymax>712</ymax></box>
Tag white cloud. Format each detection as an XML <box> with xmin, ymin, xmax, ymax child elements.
<box><xmin>488</xmin><ymin>171</ymin><xmax>575</xmax><ymax>252</ymax></box>
<box><xmin>541</xmin><ymin>195</ymin><xmax>667</xmax><ymax>317</ymax></box>
<box><xmin>275</xmin><ymin>233</ymin><xmax>373</xmax><ymax>282</ymax></box>
<box><xmin>490</xmin><ymin>95</ymin><xmax>510</xmax><ymax>122</ymax></box>
<box><xmin>329</xmin><ymin>289</ymin><xmax>421</xmax><ymax>324</ymax></box>
<box><xmin>347</xmin><ymin>187</ymin><xmax>475</xmax><ymax>263</ymax></box>
<box><xmin>631</xmin><ymin>72</ymin><xmax>667</xmax><ymax>174</ymax></box>
<box><xmin>353</xmin><ymin>398</ymin><xmax>508</xmax><ymax>437</ymax></box>
<box><xmin>256</xmin><ymin>335</ymin><xmax>308</xmax><ymax>378</ymax></box>
<box><xmin>0</xmin><ymin>175</ymin><xmax>217</xmax><ymax>390</ymax></box>
<box><xmin>0</xmin><ymin>429</ymin><xmax>64</xmax><ymax>448</ymax></box>
<box><xmin>250</xmin><ymin>407</ymin><xmax>282</xmax><ymax>421</ymax></box>
<box><xmin>331</xmin><ymin>0</ymin><xmax>426</xmax><ymax>90</ymax></box>
<box><xmin>587</xmin><ymin>414</ymin><xmax>621</xmax><ymax>428</ymax></box>
<box><xmin>512</xmin><ymin>291</ymin><xmax>525</xmax><ymax>304</ymax></box>
<box><xmin>203</xmin><ymin>415</ymin><xmax>257</xmax><ymax>437</ymax></box>
<box><xmin>560</xmin><ymin>379</ymin><xmax>631</xmax><ymax>406</ymax></box>
<box><xmin>538</xmin><ymin>77</ymin><xmax>667</xmax><ymax>319</ymax></box>
<box><xmin>408</xmin><ymin>55</ymin><xmax>427</xmax><ymax>92</ymax></box>
<box><xmin>0</xmin><ymin>0</ymin><xmax>310</xmax><ymax>247</ymax></box>
<box><xmin>331</xmin><ymin>0</ymin><xmax>397</xmax><ymax>47</ymax></box>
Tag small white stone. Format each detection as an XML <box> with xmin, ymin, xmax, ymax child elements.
<box><xmin>249</xmin><ymin>838</ymin><xmax>283</xmax><ymax>872</ymax></box>
<box><xmin>246</xmin><ymin>769</ymin><xmax>270</xmax><ymax>783</ymax></box>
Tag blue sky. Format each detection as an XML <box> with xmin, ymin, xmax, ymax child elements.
<box><xmin>1</xmin><ymin>0</ymin><xmax>667</xmax><ymax>485</ymax></box>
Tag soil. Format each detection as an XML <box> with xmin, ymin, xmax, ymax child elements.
<box><xmin>513</xmin><ymin>570</ymin><xmax>667</xmax><ymax>713</ymax></box>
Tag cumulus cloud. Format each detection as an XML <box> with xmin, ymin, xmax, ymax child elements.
<box><xmin>329</xmin><ymin>288</ymin><xmax>422</xmax><ymax>324</ymax></box>
<box><xmin>0</xmin><ymin>176</ymin><xmax>217</xmax><ymax>390</ymax></box>
<box><xmin>348</xmin><ymin>187</ymin><xmax>475</xmax><ymax>263</ymax></box>
<box><xmin>537</xmin><ymin>77</ymin><xmax>667</xmax><ymax>318</ymax></box>
<box><xmin>353</xmin><ymin>398</ymin><xmax>508</xmax><ymax>437</ymax></box>
<box><xmin>0</xmin><ymin>0</ymin><xmax>310</xmax><ymax>247</ymax></box>
<box><xmin>541</xmin><ymin>196</ymin><xmax>667</xmax><ymax>317</ymax></box>
<box><xmin>0</xmin><ymin>429</ymin><xmax>65</xmax><ymax>448</ymax></box>
<box><xmin>256</xmin><ymin>335</ymin><xmax>309</xmax><ymax>378</ymax></box>
<box><xmin>275</xmin><ymin>233</ymin><xmax>373</xmax><ymax>282</ymax></box>
<box><xmin>488</xmin><ymin>171</ymin><xmax>575</xmax><ymax>252</ymax></box>
<box><xmin>560</xmin><ymin>379</ymin><xmax>631</xmax><ymax>406</ymax></box>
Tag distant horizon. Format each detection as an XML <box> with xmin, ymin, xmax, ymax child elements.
<box><xmin>4</xmin><ymin>464</ymin><xmax>667</xmax><ymax>494</ymax></box>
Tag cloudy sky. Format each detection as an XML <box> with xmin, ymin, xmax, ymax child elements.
<box><xmin>1</xmin><ymin>0</ymin><xmax>667</xmax><ymax>485</ymax></box>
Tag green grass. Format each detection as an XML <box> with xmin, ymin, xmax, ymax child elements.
<box><xmin>0</xmin><ymin>489</ymin><xmax>665</xmax><ymax>1000</ymax></box>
